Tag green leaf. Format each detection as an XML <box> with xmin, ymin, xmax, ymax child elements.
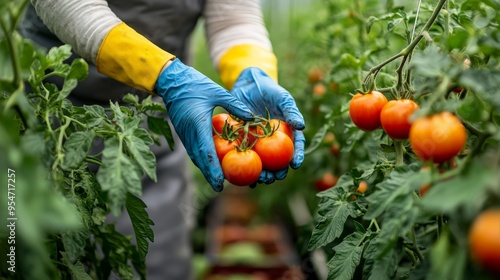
<box><xmin>421</xmin><ymin>161</ymin><xmax>495</xmax><ymax>212</ymax></box>
<box><xmin>62</xmin><ymin>230</ymin><xmax>89</xmax><ymax>263</ymax></box>
<box><xmin>61</xmin><ymin>252</ymin><xmax>93</xmax><ymax>280</ymax></box>
<box><xmin>96</xmin><ymin>136</ymin><xmax>143</xmax><ymax>215</ymax></box>
<box><xmin>460</xmin><ymin>69</ymin><xmax>500</xmax><ymax>111</ymax></box>
<box><xmin>327</xmin><ymin>231</ymin><xmax>365</xmax><ymax>280</ymax></box>
<box><xmin>62</xmin><ymin>131</ymin><xmax>94</xmax><ymax>170</ymax></box>
<box><xmin>309</xmin><ymin>191</ymin><xmax>360</xmax><ymax>251</ymax></box>
<box><xmin>46</xmin><ymin>44</ymin><xmax>72</xmax><ymax>67</ymax></box>
<box><xmin>83</xmin><ymin>105</ymin><xmax>107</xmax><ymax>127</ymax></box>
<box><xmin>457</xmin><ymin>91</ymin><xmax>487</xmax><ymax>123</ymax></box>
<box><xmin>147</xmin><ymin>115</ymin><xmax>175</xmax><ymax>150</ymax></box>
<box><xmin>99</xmin><ymin>224</ymin><xmax>136</xmax><ymax>280</ymax></box>
<box><xmin>429</xmin><ymin>228</ymin><xmax>467</xmax><ymax>280</ymax></box>
<box><xmin>126</xmin><ymin>193</ymin><xmax>154</xmax><ymax>262</ymax></box>
<box><xmin>122</xmin><ymin>93</ymin><xmax>140</xmax><ymax>107</ymax></box>
<box><xmin>364</xmin><ymin>238</ymin><xmax>405</xmax><ymax>280</ymax></box>
<box><xmin>304</xmin><ymin>124</ymin><xmax>329</xmax><ymax>155</ymax></box>
<box><xmin>365</xmin><ymin>165</ymin><xmax>420</xmax><ymax>220</ymax></box>
<box><xmin>370</xmin><ymin>195</ymin><xmax>418</xmax><ymax>258</ymax></box>
<box><xmin>124</xmin><ymin>128</ymin><xmax>157</xmax><ymax>181</ymax></box>
<box><xmin>67</xmin><ymin>58</ymin><xmax>89</xmax><ymax>81</ymax></box>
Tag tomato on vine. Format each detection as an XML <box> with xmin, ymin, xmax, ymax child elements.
<box><xmin>409</xmin><ymin>112</ymin><xmax>467</xmax><ymax>163</ymax></box>
<box><xmin>221</xmin><ymin>149</ymin><xmax>262</xmax><ymax>186</ymax></box>
<box><xmin>314</xmin><ymin>172</ymin><xmax>338</xmax><ymax>191</ymax></box>
<box><xmin>349</xmin><ymin>90</ymin><xmax>388</xmax><ymax>131</ymax></box>
<box><xmin>253</xmin><ymin>130</ymin><xmax>294</xmax><ymax>172</ymax></box>
<box><xmin>380</xmin><ymin>99</ymin><xmax>420</xmax><ymax>139</ymax></box>
<box><xmin>213</xmin><ymin>135</ymin><xmax>239</xmax><ymax>163</ymax></box>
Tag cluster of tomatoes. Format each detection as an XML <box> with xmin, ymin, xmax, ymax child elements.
<box><xmin>212</xmin><ymin>113</ymin><xmax>295</xmax><ymax>187</ymax></box>
<box><xmin>348</xmin><ymin>90</ymin><xmax>467</xmax><ymax>164</ymax></box>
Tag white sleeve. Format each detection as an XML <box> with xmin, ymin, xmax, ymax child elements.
<box><xmin>31</xmin><ymin>0</ymin><xmax>121</xmax><ymax>64</ymax></box>
<box><xmin>204</xmin><ymin>0</ymin><xmax>272</xmax><ymax>67</ymax></box>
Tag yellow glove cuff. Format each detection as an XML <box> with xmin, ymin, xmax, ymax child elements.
<box><xmin>96</xmin><ymin>22</ymin><xmax>175</xmax><ymax>93</ymax></box>
<box><xmin>218</xmin><ymin>44</ymin><xmax>278</xmax><ymax>90</ymax></box>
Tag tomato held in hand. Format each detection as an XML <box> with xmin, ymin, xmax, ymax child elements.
<box><xmin>349</xmin><ymin>90</ymin><xmax>388</xmax><ymax>131</ymax></box>
<box><xmin>212</xmin><ymin>113</ymin><xmax>241</xmax><ymax>135</ymax></box>
<box><xmin>221</xmin><ymin>149</ymin><xmax>262</xmax><ymax>186</ymax></box>
<box><xmin>213</xmin><ymin>135</ymin><xmax>239</xmax><ymax>163</ymax></box>
<box><xmin>409</xmin><ymin>112</ymin><xmax>467</xmax><ymax>163</ymax></box>
<box><xmin>380</xmin><ymin>99</ymin><xmax>420</xmax><ymax>139</ymax></box>
<box><xmin>262</xmin><ymin>119</ymin><xmax>294</xmax><ymax>141</ymax></box>
<box><xmin>469</xmin><ymin>209</ymin><xmax>500</xmax><ymax>275</ymax></box>
<box><xmin>253</xmin><ymin>131</ymin><xmax>294</xmax><ymax>172</ymax></box>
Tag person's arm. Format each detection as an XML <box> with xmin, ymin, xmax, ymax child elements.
<box><xmin>204</xmin><ymin>0</ymin><xmax>306</xmax><ymax>184</ymax></box>
<box><xmin>31</xmin><ymin>0</ymin><xmax>174</xmax><ymax>92</ymax></box>
<box><xmin>31</xmin><ymin>0</ymin><xmax>253</xmax><ymax>191</ymax></box>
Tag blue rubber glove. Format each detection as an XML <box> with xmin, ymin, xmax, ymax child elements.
<box><xmin>155</xmin><ymin>59</ymin><xmax>253</xmax><ymax>191</ymax></box>
<box><xmin>231</xmin><ymin>67</ymin><xmax>306</xmax><ymax>185</ymax></box>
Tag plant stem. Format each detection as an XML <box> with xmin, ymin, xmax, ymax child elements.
<box><xmin>0</xmin><ymin>18</ymin><xmax>22</xmax><ymax>88</ymax></box>
<box><xmin>411</xmin><ymin>227</ymin><xmax>425</xmax><ymax>261</ymax></box>
<box><xmin>437</xmin><ymin>214</ymin><xmax>444</xmax><ymax>238</ymax></box>
<box><xmin>394</xmin><ymin>140</ymin><xmax>405</xmax><ymax>166</ymax></box>
<box><xmin>405</xmin><ymin>247</ymin><xmax>418</xmax><ymax>266</ymax></box>
<box><xmin>369</xmin><ymin>218</ymin><xmax>381</xmax><ymax>232</ymax></box>
<box><xmin>364</xmin><ymin>0</ymin><xmax>447</xmax><ymax>86</ymax></box>
<box><xmin>85</xmin><ymin>157</ymin><xmax>102</xmax><ymax>166</ymax></box>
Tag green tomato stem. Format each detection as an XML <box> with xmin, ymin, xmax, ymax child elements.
<box><xmin>394</xmin><ymin>140</ymin><xmax>405</xmax><ymax>166</ymax></box>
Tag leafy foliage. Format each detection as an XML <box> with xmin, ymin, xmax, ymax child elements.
<box><xmin>305</xmin><ymin>0</ymin><xmax>500</xmax><ymax>279</ymax></box>
<box><xmin>0</xmin><ymin>1</ymin><xmax>173</xmax><ymax>279</ymax></box>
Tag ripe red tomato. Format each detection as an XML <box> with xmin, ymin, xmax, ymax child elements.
<box><xmin>212</xmin><ymin>113</ymin><xmax>241</xmax><ymax>135</ymax></box>
<box><xmin>330</xmin><ymin>142</ymin><xmax>340</xmax><ymax>156</ymax></box>
<box><xmin>469</xmin><ymin>209</ymin><xmax>500</xmax><ymax>275</ymax></box>
<box><xmin>314</xmin><ymin>172</ymin><xmax>338</xmax><ymax>191</ymax></box>
<box><xmin>380</xmin><ymin>99</ymin><xmax>420</xmax><ymax>139</ymax></box>
<box><xmin>213</xmin><ymin>135</ymin><xmax>239</xmax><ymax>163</ymax></box>
<box><xmin>409</xmin><ymin>112</ymin><xmax>467</xmax><ymax>163</ymax></box>
<box><xmin>264</xmin><ymin>119</ymin><xmax>294</xmax><ymax>141</ymax></box>
<box><xmin>349</xmin><ymin>90</ymin><xmax>388</xmax><ymax>131</ymax></box>
<box><xmin>253</xmin><ymin>131</ymin><xmax>294</xmax><ymax>172</ymax></box>
<box><xmin>221</xmin><ymin>149</ymin><xmax>262</xmax><ymax>186</ymax></box>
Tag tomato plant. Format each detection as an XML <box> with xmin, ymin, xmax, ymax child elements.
<box><xmin>0</xmin><ymin>2</ymin><xmax>178</xmax><ymax>279</ymax></box>
<box><xmin>409</xmin><ymin>111</ymin><xmax>467</xmax><ymax>163</ymax></box>
<box><xmin>299</xmin><ymin>0</ymin><xmax>500</xmax><ymax>279</ymax></box>
<box><xmin>349</xmin><ymin>90</ymin><xmax>388</xmax><ymax>131</ymax></box>
<box><xmin>221</xmin><ymin>149</ymin><xmax>262</xmax><ymax>186</ymax></box>
<box><xmin>380</xmin><ymin>99</ymin><xmax>420</xmax><ymax>139</ymax></box>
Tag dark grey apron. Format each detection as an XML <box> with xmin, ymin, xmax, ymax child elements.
<box><xmin>21</xmin><ymin>1</ymin><xmax>205</xmax><ymax>279</ymax></box>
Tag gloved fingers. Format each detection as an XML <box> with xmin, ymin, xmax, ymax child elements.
<box><xmin>257</xmin><ymin>167</ymin><xmax>289</xmax><ymax>185</ymax></box>
<box><xmin>215</xmin><ymin>92</ymin><xmax>254</xmax><ymax>122</ymax></box>
<box><xmin>185</xmin><ymin>119</ymin><xmax>226</xmax><ymax>192</ymax></box>
<box><xmin>258</xmin><ymin>170</ymin><xmax>275</xmax><ymax>185</ymax></box>
<box><xmin>290</xmin><ymin>130</ymin><xmax>306</xmax><ymax>169</ymax></box>
<box><xmin>274</xmin><ymin>167</ymin><xmax>289</xmax><ymax>180</ymax></box>
<box><xmin>278</xmin><ymin>94</ymin><xmax>306</xmax><ymax>130</ymax></box>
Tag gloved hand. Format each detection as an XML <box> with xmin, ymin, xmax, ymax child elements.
<box><xmin>231</xmin><ymin>67</ymin><xmax>306</xmax><ymax>185</ymax></box>
<box><xmin>155</xmin><ymin>58</ymin><xmax>253</xmax><ymax>192</ymax></box>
